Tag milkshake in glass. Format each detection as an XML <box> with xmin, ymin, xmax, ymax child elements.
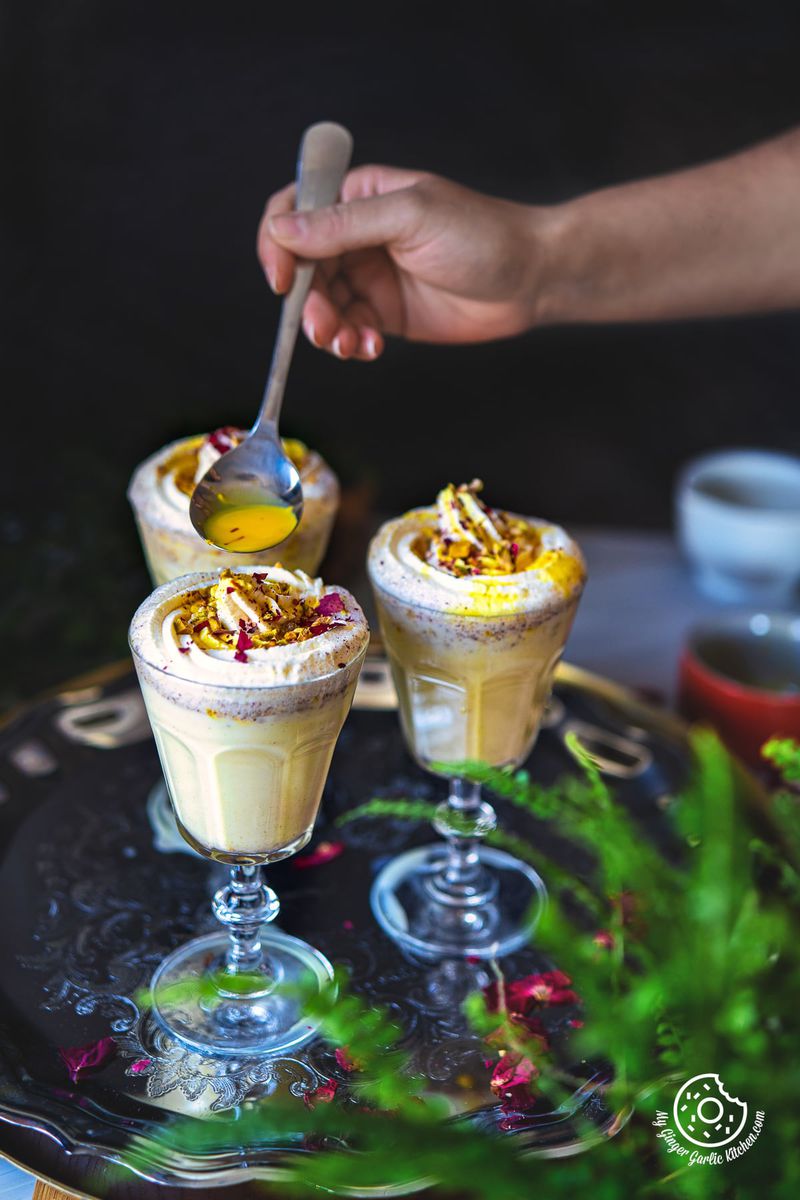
<box><xmin>128</xmin><ymin>428</ymin><xmax>339</xmax><ymax>586</ymax></box>
<box><xmin>368</xmin><ymin>481</ymin><xmax>585</xmax><ymax>959</ymax></box>
<box><xmin>130</xmin><ymin>565</ymin><xmax>368</xmax><ymax>1055</ymax></box>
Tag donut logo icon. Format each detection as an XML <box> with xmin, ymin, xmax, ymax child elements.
<box><xmin>673</xmin><ymin>1074</ymin><xmax>748</xmax><ymax>1148</ymax></box>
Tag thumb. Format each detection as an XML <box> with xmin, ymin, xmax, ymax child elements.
<box><xmin>268</xmin><ymin>189</ymin><xmax>419</xmax><ymax>257</ymax></box>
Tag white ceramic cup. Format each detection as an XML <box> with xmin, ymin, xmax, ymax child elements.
<box><xmin>676</xmin><ymin>449</ymin><xmax>800</xmax><ymax>605</ymax></box>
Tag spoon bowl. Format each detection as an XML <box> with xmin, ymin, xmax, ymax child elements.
<box><xmin>189</xmin><ymin>430</ymin><xmax>303</xmax><ymax>553</ymax></box>
<box><xmin>190</xmin><ymin>120</ymin><xmax>353</xmax><ymax>554</ymax></box>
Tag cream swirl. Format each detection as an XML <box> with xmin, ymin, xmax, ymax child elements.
<box><xmin>368</xmin><ymin>507</ymin><xmax>585</xmax><ymax>618</ymax></box>
<box><xmin>130</xmin><ymin>567</ymin><xmax>369</xmax><ymax>687</ymax></box>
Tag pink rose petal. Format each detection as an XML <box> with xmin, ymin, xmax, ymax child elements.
<box><xmin>490</xmin><ymin>1053</ymin><xmax>539</xmax><ymax>1113</ymax></box>
<box><xmin>293</xmin><ymin>841</ymin><xmax>344</xmax><ymax>869</ymax></box>
<box><xmin>317</xmin><ymin>592</ymin><xmax>345</xmax><ymax>616</ymax></box>
<box><xmin>335</xmin><ymin>1046</ymin><xmax>361</xmax><ymax>1073</ymax></box>
<box><xmin>59</xmin><ymin>1037</ymin><xmax>116</xmax><ymax>1084</ymax></box>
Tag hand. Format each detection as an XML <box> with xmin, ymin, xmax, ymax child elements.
<box><xmin>257</xmin><ymin>166</ymin><xmax>543</xmax><ymax>361</ymax></box>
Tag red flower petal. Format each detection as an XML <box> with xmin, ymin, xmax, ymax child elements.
<box><xmin>317</xmin><ymin>592</ymin><xmax>345</xmax><ymax>617</ymax></box>
<box><xmin>226</xmin><ymin>587</ymin><xmax>235</xmax><ymax>594</ymax></box>
<box><xmin>303</xmin><ymin>1078</ymin><xmax>338</xmax><ymax>1108</ymax></box>
<box><xmin>490</xmin><ymin>1054</ymin><xmax>539</xmax><ymax>1113</ymax></box>
<box><xmin>234</xmin><ymin>649</ymin><xmax>249</xmax><ymax>663</ymax></box>
<box><xmin>593</xmin><ymin>930</ymin><xmax>615</xmax><ymax>950</ymax></box>
<box><xmin>293</xmin><ymin>841</ymin><xmax>344</xmax><ymax>869</ymax></box>
<box><xmin>59</xmin><ymin>1037</ymin><xmax>116</xmax><ymax>1083</ymax></box>
<box><xmin>484</xmin><ymin>970</ymin><xmax>579</xmax><ymax>1014</ymax></box>
<box><xmin>208</xmin><ymin>427</ymin><xmax>240</xmax><ymax>454</ymax></box>
<box><xmin>194</xmin><ymin>619</ymin><xmax>209</xmax><ymax>632</ymax></box>
<box><xmin>334</xmin><ymin>1046</ymin><xmax>362</xmax><ymax>1073</ymax></box>
<box><xmin>236</xmin><ymin>629</ymin><xmax>254</xmax><ymax>652</ymax></box>
<box><xmin>129</xmin><ymin>1058</ymin><xmax>152</xmax><ymax>1075</ymax></box>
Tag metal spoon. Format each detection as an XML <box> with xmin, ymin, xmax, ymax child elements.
<box><xmin>190</xmin><ymin>121</ymin><xmax>354</xmax><ymax>553</ymax></box>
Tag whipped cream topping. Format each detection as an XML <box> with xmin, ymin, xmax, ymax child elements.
<box><xmin>368</xmin><ymin>491</ymin><xmax>585</xmax><ymax>618</ymax></box>
<box><xmin>130</xmin><ymin>566</ymin><xmax>369</xmax><ymax>686</ymax></box>
<box><xmin>128</xmin><ymin>429</ymin><xmax>333</xmax><ymax>534</ymax></box>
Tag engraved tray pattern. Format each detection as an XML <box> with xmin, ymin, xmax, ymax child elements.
<box><xmin>0</xmin><ymin>660</ymin><xmax>689</xmax><ymax>1193</ymax></box>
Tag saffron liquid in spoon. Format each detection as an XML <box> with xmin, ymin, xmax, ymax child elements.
<box><xmin>203</xmin><ymin>502</ymin><xmax>299</xmax><ymax>552</ymax></box>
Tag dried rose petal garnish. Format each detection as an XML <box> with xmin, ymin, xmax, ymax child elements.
<box><xmin>128</xmin><ymin>1058</ymin><xmax>152</xmax><ymax>1075</ymax></box>
<box><xmin>593</xmin><ymin>929</ymin><xmax>615</xmax><ymax>950</ymax></box>
<box><xmin>208</xmin><ymin>426</ymin><xmax>240</xmax><ymax>455</ymax></box>
<box><xmin>293</xmin><ymin>841</ymin><xmax>345</xmax><ymax>869</ymax></box>
<box><xmin>236</xmin><ymin>629</ymin><xmax>254</xmax><ymax>652</ymax></box>
<box><xmin>484</xmin><ymin>969</ymin><xmax>579</xmax><ymax>1013</ymax></box>
<box><xmin>173</xmin><ymin>570</ymin><xmax>351</xmax><ymax>659</ymax></box>
<box><xmin>303</xmin><ymin>1078</ymin><xmax>339</xmax><ymax>1108</ymax></box>
<box><xmin>334</xmin><ymin>1045</ymin><xmax>362</xmax><ymax>1073</ymax></box>
<box><xmin>490</xmin><ymin>1054</ymin><xmax>539</xmax><ymax>1113</ymax></box>
<box><xmin>317</xmin><ymin>592</ymin><xmax>345</xmax><ymax>616</ymax></box>
<box><xmin>59</xmin><ymin>1037</ymin><xmax>116</xmax><ymax>1083</ymax></box>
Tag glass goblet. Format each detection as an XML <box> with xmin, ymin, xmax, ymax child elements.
<box><xmin>130</xmin><ymin>576</ymin><xmax>366</xmax><ymax>1056</ymax></box>
<box><xmin>368</xmin><ymin>534</ymin><xmax>583</xmax><ymax>961</ymax></box>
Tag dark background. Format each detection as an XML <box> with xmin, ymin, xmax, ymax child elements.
<box><xmin>3</xmin><ymin>1</ymin><xmax>800</xmax><ymax>703</ymax></box>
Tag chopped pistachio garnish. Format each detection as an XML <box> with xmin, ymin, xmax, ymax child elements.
<box><xmin>418</xmin><ymin>481</ymin><xmax>543</xmax><ymax>577</ymax></box>
<box><xmin>174</xmin><ymin>570</ymin><xmax>348</xmax><ymax>661</ymax></box>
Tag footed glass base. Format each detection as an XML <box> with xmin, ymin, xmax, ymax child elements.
<box><xmin>150</xmin><ymin>929</ymin><xmax>334</xmax><ymax>1057</ymax></box>
<box><xmin>370</xmin><ymin>844</ymin><xmax>547</xmax><ymax>962</ymax></box>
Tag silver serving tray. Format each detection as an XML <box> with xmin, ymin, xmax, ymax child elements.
<box><xmin>0</xmin><ymin>657</ymin><xmax>689</xmax><ymax>1195</ymax></box>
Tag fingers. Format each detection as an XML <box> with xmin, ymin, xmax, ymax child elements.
<box><xmin>257</xmin><ymin>182</ymin><xmax>299</xmax><ymax>293</ymax></box>
<box><xmin>267</xmin><ymin>188</ymin><xmax>422</xmax><ymax>261</ymax></box>
<box><xmin>302</xmin><ymin>271</ymin><xmax>384</xmax><ymax>361</ymax></box>
<box><xmin>258</xmin><ymin>166</ymin><xmax>426</xmax><ymax>293</ymax></box>
<box><xmin>257</xmin><ymin>164</ymin><xmax>424</xmax><ymax>355</ymax></box>
<box><xmin>341</xmin><ymin>163</ymin><xmax>431</xmax><ymax>202</ymax></box>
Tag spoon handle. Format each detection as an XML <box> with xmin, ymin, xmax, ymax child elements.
<box><xmin>256</xmin><ymin>121</ymin><xmax>354</xmax><ymax>430</ymax></box>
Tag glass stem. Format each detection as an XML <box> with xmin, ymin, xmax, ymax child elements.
<box><xmin>211</xmin><ymin>863</ymin><xmax>280</xmax><ymax>978</ymax></box>
<box><xmin>430</xmin><ymin>779</ymin><xmax>498</xmax><ymax>906</ymax></box>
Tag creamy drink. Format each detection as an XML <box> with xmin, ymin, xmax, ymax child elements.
<box><xmin>368</xmin><ymin>481</ymin><xmax>585</xmax><ymax>771</ymax></box>
<box><xmin>128</xmin><ymin>428</ymin><xmax>339</xmax><ymax>586</ymax></box>
<box><xmin>130</xmin><ymin>566</ymin><xmax>368</xmax><ymax>860</ymax></box>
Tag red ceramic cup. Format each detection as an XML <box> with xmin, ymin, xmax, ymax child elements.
<box><xmin>678</xmin><ymin>613</ymin><xmax>800</xmax><ymax>769</ymax></box>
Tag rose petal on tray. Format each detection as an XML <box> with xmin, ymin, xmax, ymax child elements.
<box><xmin>59</xmin><ymin>1036</ymin><xmax>116</xmax><ymax>1083</ymax></box>
<box><xmin>293</xmin><ymin>841</ymin><xmax>345</xmax><ymax>869</ymax></box>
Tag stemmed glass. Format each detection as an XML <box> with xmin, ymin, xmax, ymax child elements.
<box><xmin>131</xmin><ymin>606</ymin><xmax>366</xmax><ymax>1057</ymax></box>
<box><xmin>368</xmin><ymin>577</ymin><xmax>582</xmax><ymax>962</ymax></box>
